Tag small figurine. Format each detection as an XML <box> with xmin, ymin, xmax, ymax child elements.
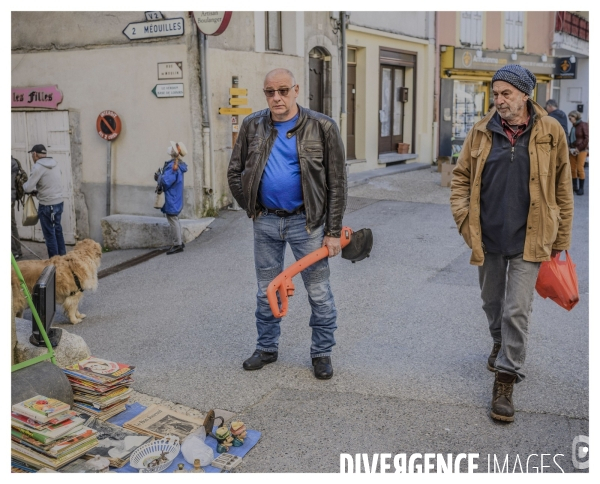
<box><xmin>214</xmin><ymin>426</ymin><xmax>233</xmax><ymax>453</ymax></box>
<box><xmin>190</xmin><ymin>458</ymin><xmax>204</xmax><ymax>473</ymax></box>
<box><xmin>173</xmin><ymin>463</ymin><xmax>187</xmax><ymax>473</ymax></box>
<box><xmin>230</xmin><ymin>421</ymin><xmax>247</xmax><ymax>447</ymax></box>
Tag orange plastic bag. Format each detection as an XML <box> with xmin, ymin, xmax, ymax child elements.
<box><xmin>535</xmin><ymin>251</ymin><xmax>579</xmax><ymax>311</ymax></box>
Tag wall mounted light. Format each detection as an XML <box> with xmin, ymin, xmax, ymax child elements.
<box><xmin>476</xmin><ymin>49</ymin><xmax>483</xmax><ymax>58</ymax></box>
<box><xmin>445</xmin><ymin>69</ymin><xmax>452</xmax><ymax>78</ymax></box>
<box><xmin>511</xmin><ymin>51</ymin><xmax>518</xmax><ymax>61</ymax></box>
<box><xmin>441</xmin><ymin>46</ymin><xmax>447</xmax><ymax>52</ymax></box>
<box><xmin>541</xmin><ymin>54</ymin><xmax>548</xmax><ymax>62</ymax></box>
<box><xmin>570</xmin><ymin>55</ymin><xmax>577</xmax><ymax>63</ymax></box>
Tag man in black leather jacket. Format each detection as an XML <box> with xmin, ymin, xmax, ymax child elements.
<box><xmin>228</xmin><ymin>68</ymin><xmax>347</xmax><ymax>380</ymax></box>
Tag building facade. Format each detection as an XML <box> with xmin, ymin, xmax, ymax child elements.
<box><xmin>436</xmin><ymin>11</ymin><xmax>588</xmax><ymax>159</ymax></box>
<box><xmin>11</xmin><ymin>11</ymin><xmax>448</xmax><ymax>246</ymax></box>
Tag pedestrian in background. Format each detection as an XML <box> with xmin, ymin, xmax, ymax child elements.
<box><xmin>544</xmin><ymin>99</ymin><xmax>569</xmax><ymax>137</ymax></box>
<box><xmin>450</xmin><ymin>64</ymin><xmax>573</xmax><ymax>423</ymax></box>
<box><xmin>159</xmin><ymin>141</ymin><xmax>188</xmax><ymax>255</ymax></box>
<box><xmin>228</xmin><ymin>68</ymin><xmax>347</xmax><ymax>380</ymax></box>
<box><xmin>568</xmin><ymin>110</ymin><xmax>589</xmax><ymax>196</ymax></box>
<box><xmin>23</xmin><ymin>144</ymin><xmax>66</xmax><ymax>258</ymax></box>
<box><xmin>11</xmin><ymin>156</ymin><xmax>24</xmax><ymax>259</ymax></box>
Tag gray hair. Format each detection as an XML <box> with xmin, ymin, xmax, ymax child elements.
<box><xmin>568</xmin><ymin>110</ymin><xmax>582</xmax><ymax>121</ymax></box>
<box><xmin>545</xmin><ymin>99</ymin><xmax>559</xmax><ymax>109</ymax></box>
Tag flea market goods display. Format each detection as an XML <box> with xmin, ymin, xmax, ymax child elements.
<box><xmin>62</xmin><ymin>356</ymin><xmax>135</xmax><ymax>420</ymax></box>
<box><xmin>129</xmin><ymin>435</ymin><xmax>181</xmax><ymax>473</ymax></box>
<box><xmin>122</xmin><ymin>404</ymin><xmax>205</xmax><ymax>441</ymax></box>
<box><xmin>81</xmin><ymin>416</ymin><xmax>153</xmax><ymax>468</ymax></box>
<box><xmin>212</xmin><ymin>420</ymin><xmax>248</xmax><ymax>453</ymax></box>
<box><xmin>11</xmin><ymin>395</ymin><xmax>99</xmax><ymax>471</ymax></box>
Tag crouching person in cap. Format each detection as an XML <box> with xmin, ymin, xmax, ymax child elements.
<box><xmin>160</xmin><ymin>141</ymin><xmax>188</xmax><ymax>255</ymax></box>
<box><xmin>450</xmin><ymin>64</ymin><xmax>573</xmax><ymax>422</ymax></box>
<box><xmin>23</xmin><ymin>144</ymin><xmax>66</xmax><ymax>258</ymax></box>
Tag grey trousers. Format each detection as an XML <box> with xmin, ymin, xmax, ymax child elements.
<box><xmin>478</xmin><ymin>253</ymin><xmax>541</xmax><ymax>383</ymax></box>
<box><xmin>167</xmin><ymin>214</ymin><xmax>182</xmax><ymax>246</ymax></box>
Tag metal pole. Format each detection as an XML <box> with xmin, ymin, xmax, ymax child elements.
<box><xmin>199</xmin><ymin>32</ymin><xmax>214</xmax><ymax>208</ymax></box>
<box><xmin>340</xmin><ymin>12</ymin><xmax>347</xmax><ymax>149</ymax></box>
<box><xmin>106</xmin><ymin>141</ymin><xmax>111</xmax><ymax>216</ymax></box>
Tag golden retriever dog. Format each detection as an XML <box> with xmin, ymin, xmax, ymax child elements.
<box><xmin>12</xmin><ymin>239</ymin><xmax>102</xmax><ymax>324</ymax></box>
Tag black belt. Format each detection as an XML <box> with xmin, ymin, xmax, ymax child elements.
<box><xmin>264</xmin><ymin>206</ymin><xmax>304</xmax><ymax>217</ymax></box>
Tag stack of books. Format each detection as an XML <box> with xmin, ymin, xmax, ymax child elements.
<box><xmin>62</xmin><ymin>357</ymin><xmax>135</xmax><ymax>421</ymax></box>
<box><xmin>11</xmin><ymin>395</ymin><xmax>98</xmax><ymax>471</ymax></box>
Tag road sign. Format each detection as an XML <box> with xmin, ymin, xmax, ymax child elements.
<box><xmin>158</xmin><ymin>62</ymin><xmax>183</xmax><ymax>79</ymax></box>
<box><xmin>191</xmin><ymin>11</ymin><xmax>232</xmax><ymax>36</ymax></box>
<box><xmin>229</xmin><ymin>98</ymin><xmax>248</xmax><ymax>106</ymax></box>
<box><xmin>152</xmin><ymin>84</ymin><xmax>184</xmax><ymax>98</ymax></box>
<box><xmin>219</xmin><ymin>107</ymin><xmax>252</xmax><ymax>115</ymax></box>
<box><xmin>123</xmin><ymin>18</ymin><xmax>184</xmax><ymax>40</ymax></box>
<box><xmin>145</xmin><ymin>11</ymin><xmax>163</xmax><ymax>21</ymax></box>
<box><xmin>96</xmin><ymin>110</ymin><xmax>122</xmax><ymax>141</ymax></box>
<box><xmin>229</xmin><ymin>88</ymin><xmax>248</xmax><ymax>96</ymax></box>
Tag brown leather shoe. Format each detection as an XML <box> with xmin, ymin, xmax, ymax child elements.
<box><xmin>491</xmin><ymin>371</ymin><xmax>517</xmax><ymax>422</ymax></box>
<box><xmin>487</xmin><ymin>342</ymin><xmax>502</xmax><ymax>371</ymax></box>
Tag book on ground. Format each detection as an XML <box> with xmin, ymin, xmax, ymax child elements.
<box><xmin>12</xmin><ymin>396</ymin><xmax>70</xmax><ymax>424</ymax></box>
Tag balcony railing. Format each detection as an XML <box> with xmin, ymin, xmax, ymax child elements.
<box><xmin>555</xmin><ymin>11</ymin><xmax>589</xmax><ymax>41</ymax></box>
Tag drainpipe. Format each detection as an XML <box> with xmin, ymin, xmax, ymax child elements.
<box><xmin>199</xmin><ymin>32</ymin><xmax>214</xmax><ymax>208</ymax></box>
<box><xmin>432</xmin><ymin>11</ymin><xmax>439</xmax><ymax>165</ymax></box>
<box><xmin>340</xmin><ymin>12</ymin><xmax>347</xmax><ymax>145</ymax></box>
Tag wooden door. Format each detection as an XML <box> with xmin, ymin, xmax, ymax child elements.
<box><xmin>11</xmin><ymin>111</ymin><xmax>76</xmax><ymax>244</ymax></box>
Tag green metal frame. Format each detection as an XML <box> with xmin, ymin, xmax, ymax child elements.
<box><xmin>11</xmin><ymin>253</ymin><xmax>56</xmax><ymax>371</ymax></box>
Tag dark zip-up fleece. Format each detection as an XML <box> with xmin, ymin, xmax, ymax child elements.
<box><xmin>480</xmin><ymin>104</ymin><xmax>535</xmax><ymax>256</ymax></box>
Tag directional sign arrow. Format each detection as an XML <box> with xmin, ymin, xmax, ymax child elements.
<box><xmin>219</xmin><ymin>107</ymin><xmax>252</xmax><ymax>115</ymax></box>
<box><xmin>123</xmin><ymin>18</ymin><xmax>185</xmax><ymax>40</ymax></box>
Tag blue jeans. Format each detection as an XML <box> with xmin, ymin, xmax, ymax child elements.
<box><xmin>478</xmin><ymin>253</ymin><xmax>541</xmax><ymax>383</ymax></box>
<box><xmin>253</xmin><ymin>212</ymin><xmax>337</xmax><ymax>358</ymax></box>
<box><xmin>38</xmin><ymin>202</ymin><xmax>66</xmax><ymax>258</ymax></box>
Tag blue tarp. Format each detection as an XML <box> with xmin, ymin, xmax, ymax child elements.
<box><xmin>108</xmin><ymin>403</ymin><xmax>260</xmax><ymax>473</ymax></box>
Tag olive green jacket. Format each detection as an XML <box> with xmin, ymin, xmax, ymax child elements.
<box><xmin>450</xmin><ymin>101</ymin><xmax>573</xmax><ymax>266</ymax></box>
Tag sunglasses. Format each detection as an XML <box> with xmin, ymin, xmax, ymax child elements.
<box><xmin>263</xmin><ymin>85</ymin><xmax>296</xmax><ymax>98</ymax></box>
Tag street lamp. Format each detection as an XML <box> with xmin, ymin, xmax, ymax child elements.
<box><xmin>541</xmin><ymin>54</ymin><xmax>548</xmax><ymax>62</ymax></box>
<box><xmin>570</xmin><ymin>55</ymin><xmax>577</xmax><ymax>63</ymax></box>
<box><xmin>511</xmin><ymin>51</ymin><xmax>518</xmax><ymax>61</ymax></box>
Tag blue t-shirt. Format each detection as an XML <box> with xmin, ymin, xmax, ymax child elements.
<box><xmin>258</xmin><ymin>113</ymin><xmax>303</xmax><ymax>212</ymax></box>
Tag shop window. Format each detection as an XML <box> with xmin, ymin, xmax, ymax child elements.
<box><xmin>504</xmin><ymin>12</ymin><xmax>524</xmax><ymax>50</ymax></box>
<box><xmin>460</xmin><ymin>12</ymin><xmax>483</xmax><ymax>47</ymax></box>
<box><xmin>266</xmin><ymin>12</ymin><xmax>282</xmax><ymax>51</ymax></box>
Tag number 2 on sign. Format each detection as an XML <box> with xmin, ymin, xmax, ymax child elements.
<box><xmin>132</xmin><ymin>28</ymin><xmax>136</xmax><ymax>34</ymax></box>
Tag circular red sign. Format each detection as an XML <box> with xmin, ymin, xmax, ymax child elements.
<box><xmin>191</xmin><ymin>11</ymin><xmax>232</xmax><ymax>36</ymax></box>
<box><xmin>96</xmin><ymin>110</ymin><xmax>122</xmax><ymax>141</ymax></box>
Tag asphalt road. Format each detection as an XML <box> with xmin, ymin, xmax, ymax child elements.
<box><xmin>57</xmin><ymin>167</ymin><xmax>589</xmax><ymax>473</ymax></box>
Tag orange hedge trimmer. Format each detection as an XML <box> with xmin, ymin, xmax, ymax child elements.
<box><xmin>266</xmin><ymin>227</ymin><xmax>373</xmax><ymax>318</ymax></box>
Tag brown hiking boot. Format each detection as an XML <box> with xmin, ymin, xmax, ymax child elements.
<box><xmin>487</xmin><ymin>342</ymin><xmax>502</xmax><ymax>371</ymax></box>
<box><xmin>490</xmin><ymin>371</ymin><xmax>517</xmax><ymax>422</ymax></box>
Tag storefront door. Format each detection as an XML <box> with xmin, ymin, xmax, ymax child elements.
<box><xmin>378</xmin><ymin>65</ymin><xmax>405</xmax><ymax>154</ymax></box>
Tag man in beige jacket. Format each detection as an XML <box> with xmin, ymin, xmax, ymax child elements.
<box><xmin>450</xmin><ymin>64</ymin><xmax>573</xmax><ymax>423</ymax></box>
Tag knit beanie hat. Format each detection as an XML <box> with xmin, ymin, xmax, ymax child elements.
<box><xmin>492</xmin><ymin>64</ymin><xmax>536</xmax><ymax>95</ymax></box>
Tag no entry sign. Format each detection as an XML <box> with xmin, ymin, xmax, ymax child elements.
<box><xmin>97</xmin><ymin>111</ymin><xmax>122</xmax><ymax>141</ymax></box>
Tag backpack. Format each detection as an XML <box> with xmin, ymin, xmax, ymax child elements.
<box><xmin>12</xmin><ymin>156</ymin><xmax>28</xmax><ymax>209</ymax></box>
